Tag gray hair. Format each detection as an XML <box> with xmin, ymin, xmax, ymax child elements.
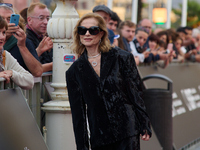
<box><xmin>0</xmin><ymin>4</ymin><xmax>14</xmax><ymax>13</ymax></box>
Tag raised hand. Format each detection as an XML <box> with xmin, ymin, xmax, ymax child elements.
<box><xmin>12</xmin><ymin>26</ymin><xmax>26</xmax><ymax>48</ymax></box>
<box><xmin>36</xmin><ymin>36</ymin><xmax>53</xmax><ymax>56</ymax></box>
<box><xmin>6</xmin><ymin>23</ymin><xmax>19</xmax><ymax>39</ymax></box>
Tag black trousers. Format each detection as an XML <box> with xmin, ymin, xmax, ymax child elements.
<box><xmin>92</xmin><ymin>135</ymin><xmax>140</xmax><ymax>150</ymax></box>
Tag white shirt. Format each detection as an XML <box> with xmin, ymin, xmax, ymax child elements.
<box><xmin>129</xmin><ymin>41</ymin><xmax>145</xmax><ymax>63</ymax></box>
<box><xmin>4</xmin><ymin>51</ymin><xmax>34</xmax><ymax>89</ymax></box>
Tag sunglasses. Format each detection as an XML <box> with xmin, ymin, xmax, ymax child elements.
<box><xmin>0</xmin><ymin>3</ymin><xmax>13</xmax><ymax>8</ymax></box>
<box><xmin>77</xmin><ymin>26</ymin><xmax>102</xmax><ymax>35</ymax></box>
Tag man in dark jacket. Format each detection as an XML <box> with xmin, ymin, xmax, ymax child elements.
<box><xmin>26</xmin><ymin>2</ymin><xmax>53</xmax><ymax>72</ymax></box>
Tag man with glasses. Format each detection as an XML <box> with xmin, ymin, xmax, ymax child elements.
<box><xmin>0</xmin><ymin>3</ymin><xmax>43</xmax><ymax>77</ymax></box>
<box><xmin>26</xmin><ymin>2</ymin><xmax>53</xmax><ymax>72</ymax></box>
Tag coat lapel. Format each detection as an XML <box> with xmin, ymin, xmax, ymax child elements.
<box><xmin>78</xmin><ymin>50</ymin><xmax>100</xmax><ymax>84</ymax></box>
<box><xmin>100</xmin><ymin>48</ymin><xmax>116</xmax><ymax>90</ymax></box>
<box><xmin>78</xmin><ymin>48</ymin><xmax>116</xmax><ymax>90</ymax></box>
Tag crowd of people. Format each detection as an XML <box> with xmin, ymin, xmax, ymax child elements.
<box><xmin>0</xmin><ymin>1</ymin><xmax>53</xmax><ymax>88</ymax></box>
<box><xmin>99</xmin><ymin>5</ymin><xmax>200</xmax><ymax>67</ymax></box>
<box><xmin>0</xmin><ymin>1</ymin><xmax>199</xmax><ymax>87</ymax></box>
<box><xmin>1</xmin><ymin>1</ymin><xmax>199</xmax><ymax>150</ymax></box>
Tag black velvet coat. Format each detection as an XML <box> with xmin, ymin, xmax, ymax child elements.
<box><xmin>66</xmin><ymin>47</ymin><xmax>152</xmax><ymax>150</ymax></box>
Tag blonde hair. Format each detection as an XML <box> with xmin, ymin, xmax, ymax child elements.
<box><xmin>27</xmin><ymin>2</ymin><xmax>47</xmax><ymax>17</ymax></box>
<box><xmin>119</xmin><ymin>20</ymin><xmax>136</xmax><ymax>30</ymax></box>
<box><xmin>72</xmin><ymin>13</ymin><xmax>111</xmax><ymax>55</ymax></box>
<box><xmin>18</xmin><ymin>14</ymin><xmax>25</xmax><ymax>30</ymax></box>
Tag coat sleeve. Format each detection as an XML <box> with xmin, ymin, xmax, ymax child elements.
<box><xmin>66</xmin><ymin>69</ymin><xmax>89</xmax><ymax>150</ymax></box>
<box><xmin>122</xmin><ymin>53</ymin><xmax>152</xmax><ymax>137</ymax></box>
<box><xmin>5</xmin><ymin>51</ymin><xmax>34</xmax><ymax>90</ymax></box>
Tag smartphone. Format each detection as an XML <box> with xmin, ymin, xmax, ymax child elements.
<box><xmin>10</xmin><ymin>14</ymin><xmax>20</xmax><ymax>26</ymax></box>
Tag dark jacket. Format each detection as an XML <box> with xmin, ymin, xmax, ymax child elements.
<box><xmin>66</xmin><ymin>47</ymin><xmax>151</xmax><ymax>150</ymax></box>
<box><xmin>4</xmin><ymin>37</ymin><xmax>39</xmax><ymax>71</ymax></box>
<box><xmin>122</xmin><ymin>37</ymin><xmax>132</xmax><ymax>52</ymax></box>
<box><xmin>26</xmin><ymin>28</ymin><xmax>53</xmax><ymax>64</ymax></box>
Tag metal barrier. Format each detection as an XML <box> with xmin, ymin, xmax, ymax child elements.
<box><xmin>0</xmin><ymin>72</ymin><xmax>52</xmax><ymax>127</ymax></box>
<box><xmin>1</xmin><ymin>61</ymin><xmax>200</xmax><ymax>149</ymax></box>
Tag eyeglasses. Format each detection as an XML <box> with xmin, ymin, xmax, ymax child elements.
<box><xmin>0</xmin><ymin>3</ymin><xmax>13</xmax><ymax>8</ymax></box>
<box><xmin>142</xmin><ymin>26</ymin><xmax>152</xmax><ymax>29</ymax></box>
<box><xmin>77</xmin><ymin>26</ymin><xmax>102</xmax><ymax>35</ymax></box>
<box><xmin>30</xmin><ymin>16</ymin><xmax>51</xmax><ymax>22</ymax></box>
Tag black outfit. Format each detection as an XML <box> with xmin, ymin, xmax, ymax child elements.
<box><xmin>185</xmin><ymin>43</ymin><xmax>196</xmax><ymax>62</ymax></box>
<box><xmin>66</xmin><ymin>47</ymin><xmax>151</xmax><ymax>150</ymax></box>
<box><xmin>26</xmin><ymin>28</ymin><xmax>53</xmax><ymax>64</ymax></box>
<box><xmin>93</xmin><ymin>135</ymin><xmax>140</xmax><ymax>150</ymax></box>
<box><xmin>186</xmin><ymin>43</ymin><xmax>196</xmax><ymax>53</ymax></box>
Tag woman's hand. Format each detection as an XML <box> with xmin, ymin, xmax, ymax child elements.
<box><xmin>0</xmin><ymin>70</ymin><xmax>13</xmax><ymax>83</ymax></box>
<box><xmin>6</xmin><ymin>23</ymin><xmax>18</xmax><ymax>40</ymax></box>
<box><xmin>143</xmin><ymin>51</ymin><xmax>150</xmax><ymax>58</ymax></box>
<box><xmin>140</xmin><ymin>130</ymin><xmax>150</xmax><ymax>141</ymax></box>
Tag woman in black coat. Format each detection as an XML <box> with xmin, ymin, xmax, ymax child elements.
<box><xmin>66</xmin><ymin>13</ymin><xmax>151</xmax><ymax>150</ymax></box>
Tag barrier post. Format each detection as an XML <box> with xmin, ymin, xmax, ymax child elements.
<box><xmin>42</xmin><ymin>0</ymin><xmax>79</xmax><ymax>149</ymax></box>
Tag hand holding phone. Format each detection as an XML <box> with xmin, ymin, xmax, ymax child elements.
<box><xmin>10</xmin><ymin>14</ymin><xmax>20</xmax><ymax>26</ymax></box>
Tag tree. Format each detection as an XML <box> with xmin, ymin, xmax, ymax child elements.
<box><xmin>137</xmin><ymin>0</ymin><xmax>143</xmax><ymax>23</ymax></box>
<box><xmin>172</xmin><ymin>0</ymin><xmax>200</xmax><ymax>28</ymax></box>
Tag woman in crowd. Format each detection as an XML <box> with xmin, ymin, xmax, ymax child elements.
<box><xmin>156</xmin><ymin>30</ymin><xmax>169</xmax><ymax>49</ymax></box>
<box><xmin>173</xmin><ymin>37</ymin><xmax>185</xmax><ymax>62</ymax></box>
<box><xmin>66</xmin><ymin>13</ymin><xmax>151</xmax><ymax>150</ymax></box>
<box><xmin>144</xmin><ymin>33</ymin><xmax>173</xmax><ymax>68</ymax></box>
<box><xmin>156</xmin><ymin>30</ymin><xmax>176</xmax><ymax>63</ymax></box>
<box><xmin>0</xmin><ymin>16</ymin><xmax>34</xmax><ymax>89</ymax></box>
<box><xmin>129</xmin><ymin>27</ymin><xmax>150</xmax><ymax>63</ymax></box>
<box><xmin>144</xmin><ymin>33</ymin><xmax>161</xmax><ymax>63</ymax></box>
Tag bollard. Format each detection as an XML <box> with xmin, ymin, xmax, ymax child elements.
<box><xmin>42</xmin><ymin>0</ymin><xmax>79</xmax><ymax>149</ymax></box>
<box><xmin>142</xmin><ymin>74</ymin><xmax>173</xmax><ymax>150</ymax></box>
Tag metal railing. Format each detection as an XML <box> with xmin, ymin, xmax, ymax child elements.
<box><xmin>0</xmin><ymin>72</ymin><xmax>52</xmax><ymax>127</ymax></box>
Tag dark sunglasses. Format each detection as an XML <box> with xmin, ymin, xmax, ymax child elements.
<box><xmin>77</xmin><ymin>26</ymin><xmax>102</xmax><ymax>35</ymax></box>
<box><xmin>0</xmin><ymin>3</ymin><xmax>13</xmax><ymax>8</ymax></box>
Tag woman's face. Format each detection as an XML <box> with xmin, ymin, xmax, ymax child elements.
<box><xmin>135</xmin><ymin>30</ymin><xmax>148</xmax><ymax>47</ymax></box>
<box><xmin>175</xmin><ymin>39</ymin><xmax>182</xmax><ymax>50</ymax></box>
<box><xmin>159</xmin><ymin>35</ymin><xmax>167</xmax><ymax>44</ymax></box>
<box><xmin>0</xmin><ymin>27</ymin><xmax>6</xmax><ymax>50</ymax></box>
<box><xmin>149</xmin><ymin>40</ymin><xmax>157</xmax><ymax>50</ymax></box>
<box><xmin>79</xmin><ymin>18</ymin><xmax>104</xmax><ymax>49</ymax></box>
<box><xmin>195</xmin><ymin>34</ymin><xmax>200</xmax><ymax>47</ymax></box>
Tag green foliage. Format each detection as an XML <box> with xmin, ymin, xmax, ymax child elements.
<box><xmin>172</xmin><ymin>0</ymin><xmax>200</xmax><ymax>28</ymax></box>
<box><xmin>142</xmin><ymin>3</ymin><xmax>148</xmax><ymax>8</ymax></box>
